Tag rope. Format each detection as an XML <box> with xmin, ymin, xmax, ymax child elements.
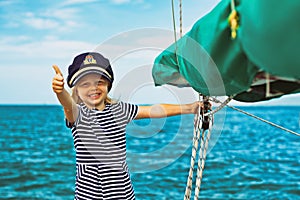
<box><xmin>184</xmin><ymin>95</ymin><xmax>299</xmax><ymax>199</ymax></box>
<box><xmin>184</xmin><ymin>95</ymin><xmax>213</xmax><ymax>200</ymax></box>
<box><xmin>228</xmin><ymin>105</ymin><xmax>300</xmax><ymax>137</ymax></box>
<box><xmin>184</xmin><ymin>94</ymin><xmax>299</xmax><ymax>200</ymax></box>
<box><xmin>194</xmin><ymin>119</ymin><xmax>213</xmax><ymax>200</ymax></box>
<box><xmin>211</xmin><ymin>97</ymin><xmax>300</xmax><ymax>137</ymax></box>
<box><xmin>171</xmin><ymin>0</ymin><xmax>182</xmax><ymax>73</ymax></box>
<box><xmin>171</xmin><ymin>0</ymin><xmax>178</xmax><ymax>44</ymax></box>
<box><xmin>230</xmin><ymin>0</ymin><xmax>236</xmax><ymax>10</ymax></box>
<box><xmin>171</xmin><ymin>0</ymin><xmax>183</xmax><ymax>39</ymax></box>
<box><xmin>184</xmin><ymin>110</ymin><xmax>203</xmax><ymax>200</ymax></box>
<box><xmin>204</xmin><ymin>96</ymin><xmax>234</xmax><ymax>117</ymax></box>
<box><xmin>266</xmin><ymin>73</ymin><xmax>271</xmax><ymax>97</ymax></box>
<box><xmin>179</xmin><ymin>0</ymin><xmax>183</xmax><ymax>37</ymax></box>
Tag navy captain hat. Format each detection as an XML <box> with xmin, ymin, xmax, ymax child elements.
<box><xmin>67</xmin><ymin>52</ymin><xmax>114</xmax><ymax>90</ymax></box>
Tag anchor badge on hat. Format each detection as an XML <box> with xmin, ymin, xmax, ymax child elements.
<box><xmin>83</xmin><ymin>55</ymin><xmax>97</xmax><ymax>65</ymax></box>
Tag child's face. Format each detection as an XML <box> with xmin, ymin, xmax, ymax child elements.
<box><xmin>76</xmin><ymin>73</ymin><xmax>109</xmax><ymax>109</ymax></box>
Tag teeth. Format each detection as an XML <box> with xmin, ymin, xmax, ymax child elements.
<box><xmin>89</xmin><ymin>93</ymin><xmax>99</xmax><ymax>97</ymax></box>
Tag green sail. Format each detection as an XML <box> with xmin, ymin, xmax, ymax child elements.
<box><xmin>152</xmin><ymin>0</ymin><xmax>300</xmax><ymax>102</ymax></box>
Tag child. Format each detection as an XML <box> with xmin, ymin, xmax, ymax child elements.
<box><xmin>52</xmin><ymin>52</ymin><xmax>203</xmax><ymax>200</ymax></box>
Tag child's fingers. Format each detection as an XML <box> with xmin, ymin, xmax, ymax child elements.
<box><xmin>52</xmin><ymin>77</ymin><xmax>64</xmax><ymax>85</ymax></box>
<box><xmin>52</xmin><ymin>66</ymin><xmax>65</xmax><ymax>94</ymax></box>
<box><xmin>52</xmin><ymin>78</ymin><xmax>64</xmax><ymax>93</ymax></box>
<box><xmin>53</xmin><ymin>65</ymin><xmax>63</xmax><ymax>76</ymax></box>
<box><xmin>52</xmin><ymin>65</ymin><xmax>64</xmax><ymax>83</ymax></box>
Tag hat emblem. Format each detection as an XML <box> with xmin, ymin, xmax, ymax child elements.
<box><xmin>83</xmin><ymin>55</ymin><xmax>97</xmax><ymax>65</ymax></box>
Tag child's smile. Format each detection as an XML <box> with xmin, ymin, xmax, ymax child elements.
<box><xmin>89</xmin><ymin>92</ymin><xmax>101</xmax><ymax>99</ymax></box>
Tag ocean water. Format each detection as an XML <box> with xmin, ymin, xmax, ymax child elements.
<box><xmin>0</xmin><ymin>105</ymin><xmax>299</xmax><ymax>200</ymax></box>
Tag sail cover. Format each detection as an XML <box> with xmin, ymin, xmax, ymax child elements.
<box><xmin>152</xmin><ymin>0</ymin><xmax>300</xmax><ymax>102</ymax></box>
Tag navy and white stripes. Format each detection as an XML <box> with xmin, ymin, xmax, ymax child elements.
<box><xmin>68</xmin><ymin>101</ymin><xmax>138</xmax><ymax>200</ymax></box>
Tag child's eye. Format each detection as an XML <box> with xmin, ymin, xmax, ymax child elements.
<box><xmin>80</xmin><ymin>82</ymin><xmax>89</xmax><ymax>87</ymax></box>
<box><xmin>97</xmin><ymin>81</ymin><xmax>105</xmax><ymax>85</ymax></box>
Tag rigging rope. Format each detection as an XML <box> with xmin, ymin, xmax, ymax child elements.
<box><xmin>210</xmin><ymin>97</ymin><xmax>300</xmax><ymax>137</ymax></box>
<box><xmin>179</xmin><ymin>0</ymin><xmax>183</xmax><ymax>37</ymax></box>
<box><xmin>194</xmin><ymin>119</ymin><xmax>213</xmax><ymax>199</ymax></box>
<box><xmin>171</xmin><ymin>0</ymin><xmax>178</xmax><ymax>44</ymax></box>
<box><xmin>184</xmin><ymin>95</ymin><xmax>299</xmax><ymax>200</ymax></box>
<box><xmin>171</xmin><ymin>1</ymin><xmax>298</xmax><ymax>199</ymax></box>
<box><xmin>171</xmin><ymin>0</ymin><xmax>183</xmax><ymax>73</ymax></box>
<box><xmin>184</xmin><ymin>112</ymin><xmax>202</xmax><ymax>200</ymax></box>
<box><xmin>204</xmin><ymin>96</ymin><xmax>234</xmax><ymax>117</ymax></box>
<box><xmin>184</xmin><ymin>95</ymin><xmax>213</xmax><ymax>200</ymax></box>
<box><xmin>171</xmin><ymin>0</ymin><xmax>183</xmax><ymax>40</ymax></box>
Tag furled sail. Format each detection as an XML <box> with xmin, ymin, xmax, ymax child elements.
<box><xmin>152</xmin><ymin>0</ymin><xmax>300</xmax><ymax>102</ymax></box>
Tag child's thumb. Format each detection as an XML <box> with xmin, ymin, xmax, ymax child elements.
<box><xmin>52</xmin><ymin>65</ymin><xmax>63</xmax><ymax>76</ymax></box>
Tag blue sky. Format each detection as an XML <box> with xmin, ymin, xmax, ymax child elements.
<box><xmin>0</xmin><ymin>0</ymin><xmax>299</xmax><ymax>106</ymax></box>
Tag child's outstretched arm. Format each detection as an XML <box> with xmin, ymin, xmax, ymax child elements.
<box><xmin>52</xmin><ymin>65</ymin><xmax>78</xmax><ymax>124</ymax></box>
<box><xmin>136</xmin><ymin>102</ymin><xmax>203</xmax><ymax>119</ymax></box>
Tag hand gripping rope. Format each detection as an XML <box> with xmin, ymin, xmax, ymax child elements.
<box><xmin>184</xmin><ymin>95</ymin><xmax>213</xmax><ymax>200</ymax></box>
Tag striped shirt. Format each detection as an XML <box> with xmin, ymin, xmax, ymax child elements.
<box><xmin>67</xmin><ymin>101</ymin><xmax>138</xmax><ymax>200</ymax></box>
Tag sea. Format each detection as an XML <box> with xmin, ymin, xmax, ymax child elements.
<box><xmin>0</xmin><ymin>105</ymin><xmax>299</xmax><ymax>200</ymax></box>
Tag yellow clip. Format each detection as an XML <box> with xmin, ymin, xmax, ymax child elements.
<box><xmin>228</xmin><ymin>10</ymin><xmax>239</xmax><ymax>39</ymax></box>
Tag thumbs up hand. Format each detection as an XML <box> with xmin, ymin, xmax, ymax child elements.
<box><xmin>52</xmin><ymin>65</ymin><xmax>65</xmax><ymax>94</ymax></box>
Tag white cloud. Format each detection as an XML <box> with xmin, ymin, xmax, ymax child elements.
<box><xmin>0</xmin><ymin>36</ymin><xmax>96</xmax><ymax>63</ymax></box>
<box><xmin>43</xmin><ymin>8</ymin><xmax>79</xmax><ymax>21</ymax></box>
<box><xmin>23</xmin><ymin>15</ymin><xmax>60</xmax><ymax>30</ymax></box>
<box><xmin>0</xmin><ymin>0</ymin><xmax>13</xmax><ymax>6</ymax></box>
<box><xmin>0</xmin><ymin>35</ymin><xmax>31</xmax><ymax>44</ymax></box>
<box><xmin>21</xmin><ymin>8</ymin><xmax>79</xmax><ymax>31</ymax></box>
<box><xmin>1</xmin><ymin>6</ymin><xmax>80</xmax><ymax>32</ymax></box>
<box><xmin>110</xmin><ymin>0</ymin><xmax>144</xmax><ymax>5</ymax></box>
<box><xmin>60</xmin><ymin>0</ymin><xmax>98</xmax><ymax>7</ymax></box>
<box><xmin>111</xmin><ymin>0</ymin><xmax>131</xmax><ymax>4</ymax></box>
